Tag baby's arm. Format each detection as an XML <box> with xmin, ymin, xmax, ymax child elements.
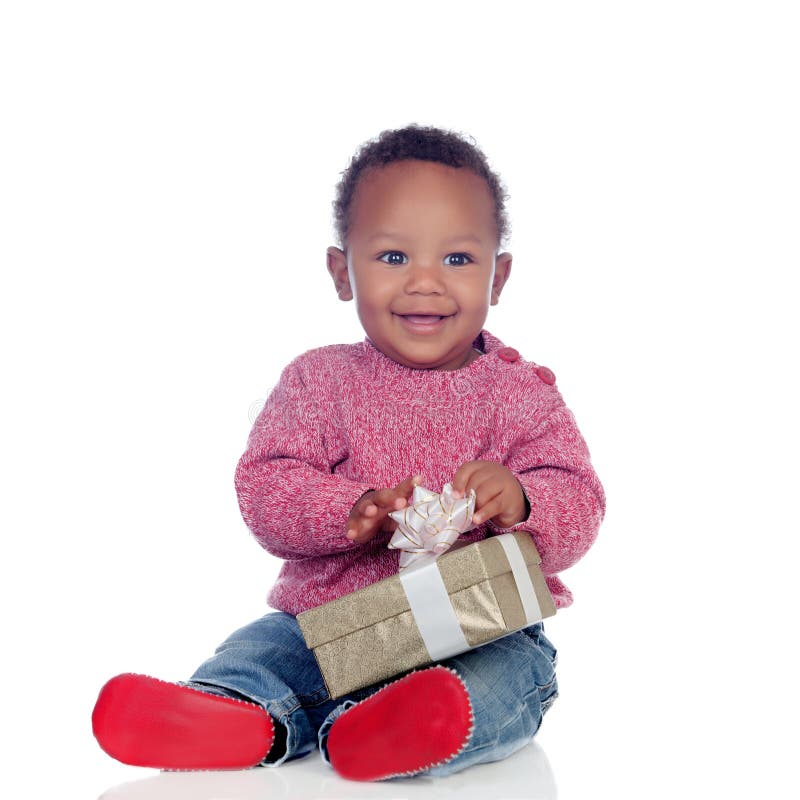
<box><xmin>489</xmin><ymin>393</ymin><xmax>606</xmax><ymax>576</ymax></box>
<box><xmin>235</xmin><ymin>357</ymin><xmax>376</xmax><ymax>560</ymax></box>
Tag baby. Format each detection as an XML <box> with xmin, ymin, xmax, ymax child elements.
<box><xmin>92</xmin><ymin>124</ymin><xmax>606</xmax><ymax>782</ymax></box>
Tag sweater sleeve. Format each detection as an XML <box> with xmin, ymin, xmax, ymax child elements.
<box><xmin>488</xmin><ymin>395</ymin><xmax>606</xmax><ymax>576</ymax></box>
<box><xmin>234</xmin><ymin>357</ymin><xmax>375</xmax><ymax>560</ymax></box>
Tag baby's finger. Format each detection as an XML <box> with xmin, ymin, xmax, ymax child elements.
<box><xmin>350</xmin><ymin>488</ymin><xmax>387</xmax><ymax>518</ymax></box>
<box><xmin>471</xmin><ymin>491</ymin><xmax>503</xmax><ymax>526</ymax></box>
<box><xmin>346</xmin><ymin>496</ymin><xmax>377</xmax><ymax>540</ymax></box>
<box><xmin>367</xmin><ymin>489</ymin><xmax>408</xmax><ymax>512</ymax></box>
<box><xmin>392</xmin><ymin>474</ymin><xmax>423</xmax><ymax>499</ymax></box>
<box><xmin>397</xmin><ymin>473</ymin><xmax>423</xmax><ymax>489</ymax></box>
<box><xmin>374</xmin><ymin>475</ymin><xmax>421</xmax><ymax>508</ymax></box>
<box><xmin>450</xmin><ymin>462</ymin><xmax>484</xmax><ymax>498</ymax></box>
<box><xmin>346</xmin><ymin>515</ymin><xmax>380</xmax><ymax>543</ymax></box>
<box><xmin>470</xmin><ymin>475</ymin><xmax>501</xmax><ymax>508</ymax></box>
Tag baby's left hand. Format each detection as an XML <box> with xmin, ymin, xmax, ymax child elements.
<box><xmin>450</xmin><ymin>460</ymin><xmax>530</xmax><ymax>530</ymax></box>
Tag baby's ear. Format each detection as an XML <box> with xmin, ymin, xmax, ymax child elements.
<box><xmin>490</xmin><ymin>252</ymin><xmax>513</xmax><ymax>305</ymax></box>
<box><xmin>327</xmin><ymin>246</ymin><xmax>352</xmax><ymax>301</ymax></box>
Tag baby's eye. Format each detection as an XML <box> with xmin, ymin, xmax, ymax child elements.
<box><xmin>444</xmin><ymin>253</ymin><xmax>473</xmax><ymax>267</ymax></box>
<box><xmin>378</xmin><ymin>251</ymin><xmax>408</xmax><ymax>265</ymax></box>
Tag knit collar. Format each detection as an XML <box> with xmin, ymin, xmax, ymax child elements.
<box><xmin>360</xmin><ymin>328</ymin><xmax>508</xmax><ymax>387</ymax></box>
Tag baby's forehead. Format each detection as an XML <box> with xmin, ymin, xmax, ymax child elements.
<box><xmin>351</xmin><ymin>162</ymin><xmax>497</xmax><ymax>235</ymax></box>
<box><xmin>347</xmin><ymin>177</ymin><xmax>499</xmax><ymax>249</ymax></box>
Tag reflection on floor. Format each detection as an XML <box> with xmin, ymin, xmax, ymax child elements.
<box><xmin>99</xmin><ymin>739</ymin><xmax>556</xmax><ymax>800</ymax></box>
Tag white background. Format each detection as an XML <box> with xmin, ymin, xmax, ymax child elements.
<box><xmin>2</xmin><ymin>2</ymin><xmax>798</xmax><ymax>798</ymax></box>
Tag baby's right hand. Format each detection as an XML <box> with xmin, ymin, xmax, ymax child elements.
<box><xmin>345</xmin><ymin>475</ymin><xmax>423</xmax><ymax>545</ymax></box>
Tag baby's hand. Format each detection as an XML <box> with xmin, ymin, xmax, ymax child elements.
<box><xmin>345</xmin><ymin>475</ymin><xmax>423</xmax><ymax>545</ymax></box>
<box><xmin>450</xmin><ymin>460</ymin><xmax>529</xmax><ymax>529</ymax></box>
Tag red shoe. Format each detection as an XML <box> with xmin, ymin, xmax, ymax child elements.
<box><xmin>327</xmin><ymin>665</ymin><xmax>473</xmax><ymax>781</ymax></box>
<box><xmin>92</xmin><ymin>673</ymin><xmax>274</xmax><ymax>770</ymax></box>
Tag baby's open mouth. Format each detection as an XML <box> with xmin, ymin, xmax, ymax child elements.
<box><xmin>395</xmin><ymin>312</ymin><xmax>454</xmax><ymax>323</ymax></box>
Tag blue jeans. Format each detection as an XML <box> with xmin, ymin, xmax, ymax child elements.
<box><xmin>188</xmin><ymin>611</ymin><xmax>558</xmax><ymax>778</ymax></box>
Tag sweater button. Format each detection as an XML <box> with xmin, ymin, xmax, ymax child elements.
<box><xmin>536</xmin><ymin>366</ymin><xmax>556</xmax><ymax>385</ymax></box>
<box><xmin>497</xmin><ymin>347</ymin><xmax>519</xmax><ymax>362</ymax></box>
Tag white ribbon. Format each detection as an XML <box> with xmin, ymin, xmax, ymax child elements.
<box><xmin>398</xmin><ymin>533</ymin><xmax>541</xmax><ymax>661</ymax></box>
<box><xmin>399</xmin><ymin>557</ymin><xmax>469</xmax><ymax>661</ymax></box>
<box><xmin>496</xmin><ymin>534</ymin><xmax>542</xmax><ymax>625</ymax></box>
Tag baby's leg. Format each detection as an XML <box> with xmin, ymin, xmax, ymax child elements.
<box><xmin>425</xmin><ymin>623</ymin><xmax>559</xmax><ymax>777</ymax></box>
<box><xmin>93</xmin><ymin>611</ymin><xmax>336</xmax><ymax>770</ymax></box>
<box><xmin>188</xmin><ymin>611</ymin><xmax>338</xmax><ymax>766</ymax></box>
<box><xmin>319</xmin><ymin>623</ymin><xmax>558</xmax><ymax>781</ymax></box>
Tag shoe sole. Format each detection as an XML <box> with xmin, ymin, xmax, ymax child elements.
<box><xmin>92</xmin><ymin>673</ymin><xmax>274</xmax><ymax>770</ymax></box>
<box><xmin>327</xmin><ymin>665</ymin><xmax>473</xmax><ymax>781</ymax></box>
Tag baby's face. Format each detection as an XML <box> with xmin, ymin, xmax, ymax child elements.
<box><xmin>327</xmin><ymin>160</ymin><xmax>512</xmax><ymax>371</ymax></box>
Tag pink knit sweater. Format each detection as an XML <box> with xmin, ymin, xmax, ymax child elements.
<box><xmin>235</xmin><ymin>329</ymin><xmax>605</xmax><ymax>615</ymax></box>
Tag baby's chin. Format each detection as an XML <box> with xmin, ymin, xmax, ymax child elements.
<box><xmin>383</xmin><ymin>345</ymin><xmax>476</xmax><ymax>372</ymax></box>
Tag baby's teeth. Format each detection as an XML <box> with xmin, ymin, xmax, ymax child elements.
<box><xmin>405</xmin><ymin>315</ymin><xmax>441</xmax><ymax>323</ymax></box>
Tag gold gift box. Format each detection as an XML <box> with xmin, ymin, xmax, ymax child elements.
<box><xmin>297</xmin><ymin>531</ymin><xmax>556</xmax><ymax>698</ymax></box>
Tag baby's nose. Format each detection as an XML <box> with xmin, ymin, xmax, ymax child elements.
<box><xmin>404</xmin><ymin>260</ymin><xmax>447</xmax><ymax>291</ymax></box>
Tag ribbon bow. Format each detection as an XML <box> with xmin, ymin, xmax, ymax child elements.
<box><xmin>387</xmin><ymin>482</ymin><xmax>478</xmax><ymax>570</ymax></box>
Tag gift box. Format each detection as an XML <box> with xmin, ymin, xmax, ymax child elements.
<box><xmin>297</xmin><ymin>530</ymin><xmax>556</xmax><ymax>698</ymax></box>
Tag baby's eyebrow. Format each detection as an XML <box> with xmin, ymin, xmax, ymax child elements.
<box><xmin>365</xmin><ymin>231</ymin><xmax>404</xmax><ymax>244</ymax></box>
<box><xmin>365</xmin><ymin>232</ymin><xmax>485</xmax><ymax>247</ymax></box>
<box><xmin>442</xmin><ymin>234</ymin><xmax>485</xmax><ymax>247</ymax></box>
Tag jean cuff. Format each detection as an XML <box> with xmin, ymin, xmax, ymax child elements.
<box><xmin>317</xmin><ymin>699</ymin><xmax>359</xmax><ymax>767</ymax></box>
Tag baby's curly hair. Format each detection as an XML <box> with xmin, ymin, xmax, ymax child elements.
<box><xmin>332</xmin><ymin>124</ymin><xmax>510</xmax><ymax>250</ymax></box>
